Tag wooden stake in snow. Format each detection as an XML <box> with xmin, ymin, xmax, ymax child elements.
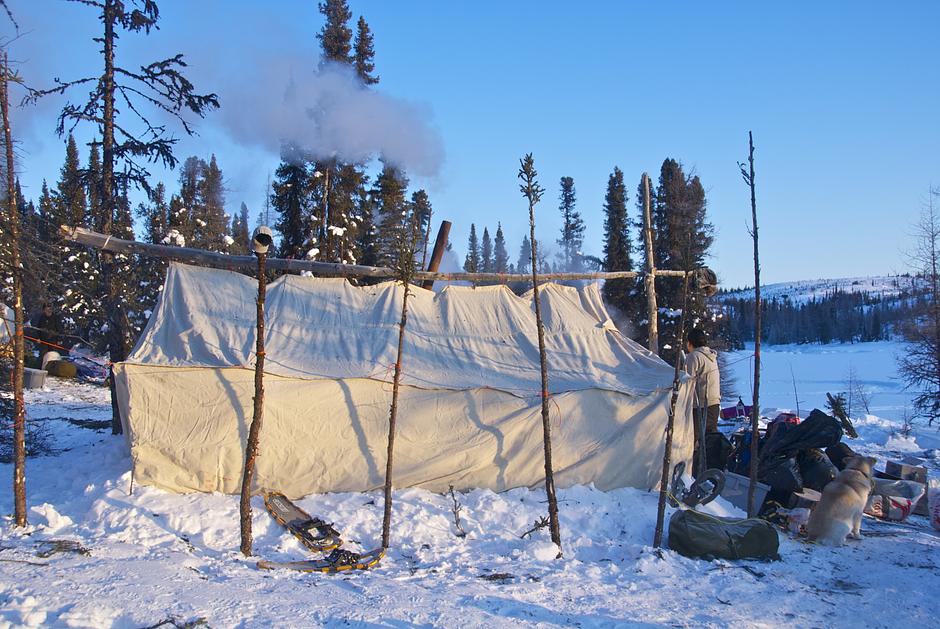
<box><xmin>653</xmin><ymin>271</ymin><xmax>690</xmax><ymax>548</ymax></box>
<box><xmin>519</xmin><ymin>153</ymin><xmax>562</xmax><ymax>553</ymax></box>
<box><xmin>641</xmin><ymin>173</ymin><xmax>659</xmax><ymax>355</ymax></box>
<box><xmin>2</xmin><ymin>52</ymin><xmax>27</xmax><ymax>527</ymax></box>
<box><xmin>381</xmin><ymin>217</ymin><xmax>420</xmax><ymax>549</ymax></box>
<box><xmin>239</xmin><ymin>228</ymin><xmax>272</xmax><ymax>556</ymax></box>
<box><xmin>740</xmin><ymin>132</ymin><xmax>763</xmax><ymax>517</ymax></box>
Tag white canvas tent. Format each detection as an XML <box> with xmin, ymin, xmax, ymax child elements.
<box><xmin>114</xmin><ymin>263</ymin><xmax>694</xmax><ymax>497</ymax></box>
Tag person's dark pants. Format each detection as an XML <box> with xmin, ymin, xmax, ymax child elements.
<box><xmin>693</xmin><ymin>404</ymin><xmax>720</xmax><ymax>477</ymax></box>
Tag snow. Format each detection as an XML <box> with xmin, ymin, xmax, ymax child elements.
<box><xmin>222</xmin><ymin>235</ymin><xmax>235</xmax><ymax>247</ymax></box>
<box><xmin>0</xmin><ymin>343</ymin><xmax>938</xmax><ymax>627</ymax></box>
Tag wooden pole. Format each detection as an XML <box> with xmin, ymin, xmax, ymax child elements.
<box><xmin>381</xmin><ymin>280</ymin><xmax>411</xmax><ymax>549</ymax></box>
<box><xmin>420</xmin><ymin>220</ymin><xmax>452</xmax><ymax>290</ymax></box>
<box><xmin>2</xmin><ymin>52</ymin><xmax>27</xmax><ymax>527</ymax></box>
<box><xmin>60</xmin><ymin>225</ymin><xmax>687</xmax><ymax>282</ymax></box>
<box><xmin>239</xmin><ymin>249</ymin><xmax>267</xmax><ymax>556</ymax></box>
<box><xmin>744</xmin><ymin>131</ymin><xmax>763</xmax><ymax>517</ymax></box>
<box><xmin>653</xmin><ymin>271</ymin><xmax>690</xmax><ymax>548</ymax></box>
<box><xmin>641</xmin><ymin>173</ymin><xmax>659</xmax><ymax>354</ymax></box>
<box><xmin>519</xmin><ymin>153</ymin><xmax>562</xmax><ymax>554</ymax></box>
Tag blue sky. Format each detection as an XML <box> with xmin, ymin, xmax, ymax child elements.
<box><xmin>4</xmin><ymin>1</ymin><xmax>939</xmax><ymax>287</ymax></box>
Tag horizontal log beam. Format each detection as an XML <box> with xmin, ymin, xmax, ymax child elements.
<box><xmin>60</xmin><ymin>226</ymin><xmax>689</xmax><ymax>281</ymax></box>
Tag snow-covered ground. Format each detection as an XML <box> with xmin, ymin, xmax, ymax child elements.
<box><xmin>0</xmin><ymin>341</ymin><xmax>938</xmax><ymax>628</ymax></box>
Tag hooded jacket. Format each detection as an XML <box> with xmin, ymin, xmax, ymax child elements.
<box><xmin>684</xmin><ymin>346</ymin><xmax>720</xmax><ymax>408</ymax></box>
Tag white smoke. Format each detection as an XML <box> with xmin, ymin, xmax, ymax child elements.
<box><xmin>218</xmin><ymin>59</ymin><xmax>445</xmax><ymax>177</ymax></box>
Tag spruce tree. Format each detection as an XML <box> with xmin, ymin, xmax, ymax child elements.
<box><xmin>195</xmin><ymin>154</ymin><xmax>228</xmax><ymax>252</ymax></box>
<box><xmin>230</xmin><ymin>202</ymin><xmax>251</xmax><ymax>254</ymax></box>
<box><xmin>409</xmin><ymin>189</ymin><xmax>432</xmax><ymax>267</ymax></box>
<box><xmin>353</xmin><ymin>16</ymin><xmax>379</xmax><ymax>85</ymax></box>
<box><xmin>464</xmin><ymin>224</ymin><xmax>480</xmax><ymax>273</ymax></box>
<box><xmin>493</xmin><ymin>223</ymin><xmax>510</xmax><ymax>273</ymax></box>
<box><xmin>53</xmin><ymin>136</ymin><xmax>98</xmax><ymax>337</ymax></box>
<box><xmin>272</xmin><ymin>144</ymin><xmax>311</xmax><ymax>260</ymax></box>
<box><xmin>557</xmin><ymin>176</ymin><xmax>584</xmax><ymax>271</ymax></box>
<box><xmin>371</xmin><ymin>163</ymin><xmax>409</xmax><ymax>266</ymax></box>
<box><xmin>137</xmin><ymin>183</ymin><xmax>168</xmax><ymax>319</ymax></box>
<box><xmin>517</xmin><ymin>235</ymin><xmax>532</xmax><ymax>274</ymax></box>
<box><xmin>317</xmin><ymin>0</ymin><xmax>353</xmax><ymax>65</ymax></box>
<box><xmin>480</xmin><ymin>227</ymin><xmax>494</xmax><ymax>273</ymax></box>
<box><xmin>602</xmin><ymin>166</ymin><xmax>634</xmax><ymax>309</ymax></box>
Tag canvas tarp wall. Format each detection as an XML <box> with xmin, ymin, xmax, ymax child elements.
<box><xmin>115</xmin><ymin>263</ymin><xmax>694</xmax><ymax>496</ymax></box>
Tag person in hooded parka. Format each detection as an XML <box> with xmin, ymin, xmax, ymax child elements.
<box><xmin>685</xmin><ymin>327</ymin><xmax>720</xmax><ymax>476</ymax></box>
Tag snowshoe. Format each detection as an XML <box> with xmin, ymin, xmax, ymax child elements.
<box><xmin>263</xmin><ymin>492</ymin><xmax>342</xmax><ymax>552</ymax></box>
<box><xmin>668</xmin><ymin>461</ymin><xmax>725</xmax><ymax>508</ymax></box>
<box><xmin>257</xmin><ymin>547</ymin><xmax>385</xmax><ymax>573</ymax></box>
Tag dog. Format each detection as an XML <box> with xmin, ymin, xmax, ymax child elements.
<box><xmin>806</xmin><ymin>455</ymin><xmax>877</xmax><ymax>546</ymax></box>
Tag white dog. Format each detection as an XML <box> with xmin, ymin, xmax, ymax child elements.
<box><xmin>806</xmin><ymin>455</ymin><xmax>877</xmax><ymax>546</ymax></box>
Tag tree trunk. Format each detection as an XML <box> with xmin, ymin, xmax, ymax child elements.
<box><xmin>2</xmin><ymin>52</ymin><xmax>27</xmax><ymax>527</ymax></box>
<box><xmin>641</xmin><ymin>173</ymin><xmax>659</xmax><ymax>354</ymax></box>
<box><xmin>653</xmin><ymin>272</ymin><xmax>690</xmax><ymax>548</ymax></box>
<box><xmin>239</xmin><ymin>251</ymin><xmax>267</xmax><ymax>556</ymax></box>
<box><xmin>381</xmin><ymin>281</ymin><xmax>411</xmax><ymax>549</ymax></box>
<box><xmin>101</xmin><ymin>0</ymin><xmax>132</xmax><ymax>434</ymax></box>
<box><xmin>745</xmin><ymin>131</ymin><xmax>763</xmax><ymax>517</ymax></box>
<box><xmin>528</xmin><ymin>199</ymin><xmax>562</xmax><ymax>553</ymax></box>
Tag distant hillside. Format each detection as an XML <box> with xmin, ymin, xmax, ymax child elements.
<box><xmin>714</xmin><ymin>274</ymin><xmax>926</xmax><ymax>347</ymax></box>
<box><xmin>719</xmin><ymin>275</ymin><xmax>922</xmax><ymax>305</ymax></box>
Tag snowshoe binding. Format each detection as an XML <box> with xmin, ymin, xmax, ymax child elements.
<box><xmin>257</xmin><ymin>547</ymin><xmax>386</xmax><ymax>573</ymax></box>
<box><xmin>263</xmin><ymin>492</ymin><xmax>342</xmax><ymax>552</ymax></box>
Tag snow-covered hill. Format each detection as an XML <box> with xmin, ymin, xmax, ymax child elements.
<box><xmin>720</xmin><ymin>275</ymin><xmax>922</xmax><ymax>305</ymax></box>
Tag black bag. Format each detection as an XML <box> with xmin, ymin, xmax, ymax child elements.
<box><xmin>759</xmin><ymin>454</ymin><xmax>803</xmax><ymax>494</ymax></box>
<box><xmin>667</xmin><ymin>509</ymin><xmax>780</xmax><ymax>560</ymax></box>
<box><xmin>797</xmin><ymin>448</ymin><xmax>838</xmax><ymax>491</ymax></box>
<box><xmin>825</xmin><ymin>442</ymin><xmax>857</xmax><ymax>470</ymax></box>
<box><xmin>705</xmin><ymin>432</ymin><xmax>733</xmax><ymax>471</ymax></box>
<box><xmin>761</xmin><ymin>409</ymin><xmax>844</xmax><ymax>460</ymax></box>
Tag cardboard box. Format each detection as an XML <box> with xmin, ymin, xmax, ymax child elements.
<box><xmin>886</xmin><ymin>459</ymin><xmax>927</xmax><ymax>484</ymax></box>
<box><xmin>788</xmin><ymin>488</ymin><xmax>821</xmax><ymax>510</ymax></box>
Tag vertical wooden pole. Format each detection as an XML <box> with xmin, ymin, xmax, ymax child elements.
<box><xmin>745</xmin><ymin>131</ymin><xmax>762</xmax><ymax>517</ymax></box>
<box><xmin>641</xmin><ymin>173</ymin><xmax>659</xmax><ymax>354</ymax></box>
<box><xmin>519</xmin><ymin>154</ymin><xmax>562</xmax><ymax>553</ymax></box>
<box><xmin>653</xmin><ymin>272</ymin><xmax>690</xmax><ymax>548</ymax></box>
<box><xmin>239</xmin><ymin>250</ymin><xmax>267</xmax><ymax>556</ymax></box>
<box><xmin>2</xmin><ymin>52</ymin><xmax>27</xmax><ymax>527</ymax></box>
<box><xmin>381</xmin><ymin>281</ymin><xmax>411</xmax><ymax>549</ymax></box>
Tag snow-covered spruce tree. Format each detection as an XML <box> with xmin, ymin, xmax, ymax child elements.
<box><xmin>192</xmin><ymin>154</ymin><xmax>230</xmax><ymax>253</ymax></box>
<box><xmin>556</xmin><ymin>176</ymin><xmax>585</xmax><ymax>272</ymax></box>
<box><xmin>113</xmin><ymin>182</ymin><xmax>144</xmax><ymax>343</ymax></box>
<box><xmin>52</xmin><ymin>136</ymin><xmax>101</xmax><ymax>343</ymax></box>
<box><xmin>371</xmin><ymin>163</ymin><xmax>409</xmax><ymax>267</ymax></box>
<box><xmin>271</xmin><ymin>144</ymin><xmax>312</xmax><ymax>260</ymax></box>
<box><xmin>898</xmin><ymin>187</ymin><xmax>940</xmax><ymax>426</ymax></box>
<box><xmin>463</xmin><ymin>224</ymin><xmax>480</xmax><ymax>273</ymax></box>
<box><xmin>27</xmin><ymin>0</ymin><xmax>218</xmax><ymax>415</ymax></box>
<box><xmin>135</xmin><ymin>182</ymin><xmax>169</xmax><ymax>322</ymax></box>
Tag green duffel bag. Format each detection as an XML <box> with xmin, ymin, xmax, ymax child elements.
<box><xmin>667</xmin><ymin>509</ymin><xmax>779</xmax><ymax>560</ymax></box>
